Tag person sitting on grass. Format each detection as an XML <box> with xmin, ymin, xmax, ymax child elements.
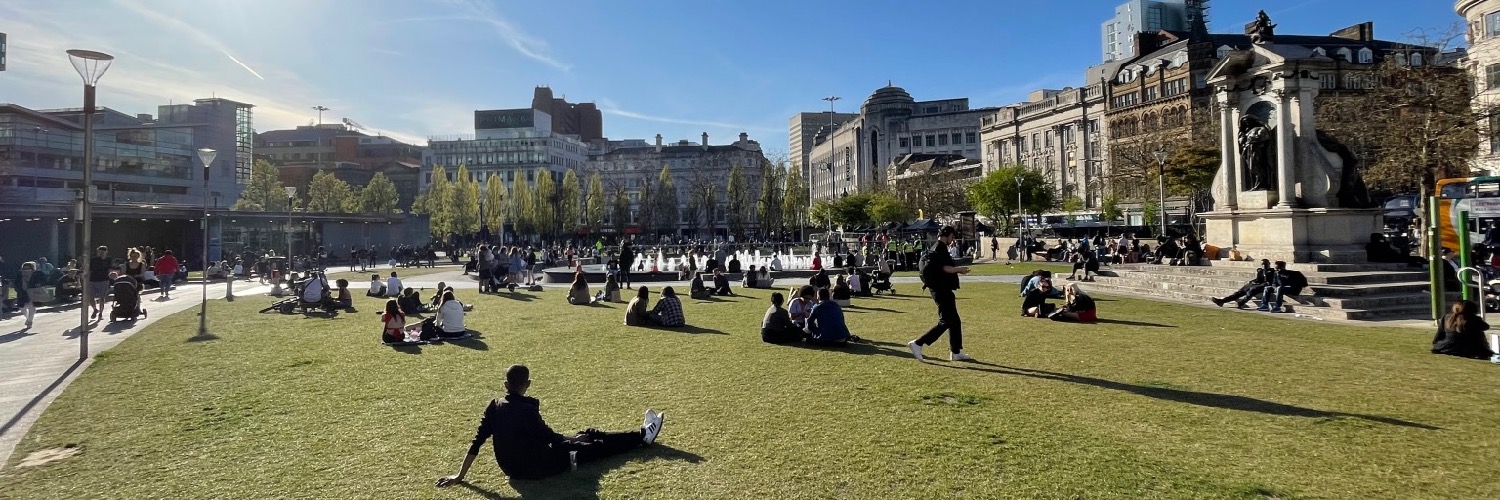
<box><xmin>386</xmin><ymin>271</ymin><xmax>403</xmax><ymax>298</ymax></box>
<box><xmin>810</xmin><ymin>269</ymin><xmax>831</xmax><ymax>290</ymax></box>
<box><xmin>761</xmin><ymin>292</ymin><xmax>804</xmax><ymax>344</ymax></box>
<box><xmin>567</xmin><ymin>272</ymin><xmax>597</xmax><ymax>305</ymax></box>
<box><xmin>1432</xmin><ymin>300</ymin><xmax>1495</xmax><ymax>359</ymax></box>
<box><xmin>597</xmin><ymin>274</ymin><xmax>621</xmax><ymax>303</ymax></box>
<box><xmin>399</xmin><ymin>287</ymin><xmax>428</xmax><ymax>316</ymax></box>
<box><xmin>301</xmin><ymin>271</ymin><xmax>331</xmax><ymax>306</ymax></box>
<box><xmin>434</xmin><ymin>291</ymin><xmax>468</xmax><ymax>338</ymax></box>
<box><xmin>436</xmin><ymin>364</ymin><xmax>665</xmax><ymax>485</ymax></box>
<box><xmin>689</xmin><ymin>274</ymin><xmax>712</xmax><ymax>300</ymax></box>
<box><xmin>743</xmin><ymin>265</ymin><xmax>759</xmax><ymax>289</ymax></box>
<box><xmin>758</xmin><ymin>266</ymin><xmax>773</xmax><ymax>287</ymax></box>
<box><xmin>367</xmin><ymin>274</ymin><xmax>386</xmax><ymax>297</ymax></box>
<box><xmin>650</xmin><ymin>286</ymin><xmax>685</xmax><ymax>327</ymax></box>
<box><xmin>805</xmin><ymin>288</ymin><xmax>855</xmax><ymax>345</ymax></box>
<box><xmin>710</xmin><ymin>268</ymin><xmax>733</xmax><ymax>296</ymax></box>
<box><xmin>381</xmin><ymin>299</ymin><xmax>409</xmax><ymax>344</ymax></box>
<box><xmin>430</xmin><ymin>282</ymin><xmax>449</xmax><ymax>308</ymax></box>
<box><xmin>831</xmin><ymin>275</ymin><xmax>852</xmax><ymax>307</ymax></box>
<box><xmin>848</xmin><ymin>270</ymin><xmax>866</xmax><ymax>297</ymax></box>
<box><xmin>625</xmin><ymin>286</ymin><xmax>651</xmax><ymax>326</ymax></box>
<box><xmin>788</xmin><ymin>285</ymin><xmax>814</xmax><ymax>329</ymax></box>
<box><xmin>1049</xmin><ymin>283</ymin><xmax>1098</xmax><ymax>323</ymax></box>
<box><xmin>1022</xmin><ymin>278</ymin><xmax>1057</xmax><ymax>318</ymax></box>
<box><xmin>334</xmin><ymin>279</ymin><xmax>353</xmax><ymax>310</ymax></box>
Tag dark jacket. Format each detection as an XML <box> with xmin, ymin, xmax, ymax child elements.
<box><xmin>467</xmin><ymin>395</ymin><xmax>570</xmax><ymax>480</ymax></box>
<box><xmin>1272</xmin><ymin>270</ymin><xmax>1309</xmax><ymax>294</ymax></box>
<box><xmin>921</xmin><ymin>242</ymin><xmax>960</xmax><ymax>291</ymax></box>
<box><xmin>1432</xmin><ymin>314</ymin><xmax>1494</xmax><ymax>359</ymax></box>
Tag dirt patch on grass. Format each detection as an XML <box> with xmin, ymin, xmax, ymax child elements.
<box><xmin>18</xmin><ymin>445</ymin><xmax>79</xmax><ymax>467</ymax></box>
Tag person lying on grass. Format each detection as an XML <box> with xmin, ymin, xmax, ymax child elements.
<box><xmin>1048</xmin><ymin>283</ymin><xmax>1097</xmax><ymax>323</ymax></box>
<box><xmin>436</xmin><ymin>364</ymin><xmax>664</xmax><ymax>485</ymax></box>
<box><xmin>650</xmin><ymin>286</ymin><xmax>685</xmax><ymax>327</ymax></box>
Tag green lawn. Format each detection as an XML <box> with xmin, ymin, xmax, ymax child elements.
<box><xmin>2</xmin><ymin>283</ymin><xmax>1496</xmax><ymax>499</ymax></box>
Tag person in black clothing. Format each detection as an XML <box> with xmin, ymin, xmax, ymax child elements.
<box><xmin>1210</xmin><ymin>259</ymin><xmax>1273</xmax><ymax>308</ymax></box>
<box><xmin>810</xmin><ymin>269</ymin><xmax>831</xmax><ymax>290</ymax></box>
<box><xmin>1259</xmin><ymin>261</ymin><xmax>1308</xmax><ymax>312</ymax></box>
<box><xmin>1432</xmin><ymin>300</ymin><xmax>1495</xmax><ymax>359</ymax></box>
<box><xmin>619</xmin><ymin>243</ymin><xmax>635</xmax><ymax>288</ymax></box>
<box><xmin>907</xmin><ymin>227</ymin><xmax>973</xmax><ymax>362</ymax></box>
<box><xmin>437</xmin><ymin>365</ymin><xmax>665</xmax><ymax>485</ymax></box>
<box><xmin>710</xmin><ymin>269</ymin><xmax>734</xmax><ymax>296</ymax></box>
<box><xmin>87</xmin><ymin>246</ymin><xmax>112</xmax><ymax>320</ymax></box>
<box><xmin>761</xmin><ymin>292</ymin><xmax>805</xmax><ymax>344</ymax></box>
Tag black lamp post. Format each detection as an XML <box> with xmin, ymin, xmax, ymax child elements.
<box><xmin>67</xmin><ymin>48</ymin><xmax>113</xmax><ymax>360</ymax></box>
<box><xmin>196</xmin><ymin>148</ymin><xmax>217</xmax><ymax>338</ymax></box>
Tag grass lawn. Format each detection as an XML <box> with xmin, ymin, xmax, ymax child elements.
<box><xmin>2</xmin><ymin>283</ymin><xmax>1497</xmax><ymax>499</ymax></box>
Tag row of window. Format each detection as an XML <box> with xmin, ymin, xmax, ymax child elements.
<box><xmin>896</xmin><ymin>132</ymin><xmax>977</xmax><ymax>149</ymax></box>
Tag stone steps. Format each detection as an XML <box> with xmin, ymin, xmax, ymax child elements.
<box><xmin>1105</xmin><ymin>270</ymin><xmax>1429</xmax><ymax>296</ymax></box>
<box><xmin>1072</xmin><ymin>277</ymin><xmax>1431</xmax><ymax>321</ymax></box>
<box><xmin>1111</xmin><ymin>264</ymin><xmax>1426</xmax><ymax>285</ymax></box>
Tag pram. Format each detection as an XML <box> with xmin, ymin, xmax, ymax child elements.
<box><xmin>109</xmin><ymin>277</ymin><xmax>146</xmax><ymax>321</ymax></box>
<box><xmin>869</xmin><ymin>270</ymin><xmax>895</xmax><ymax>295</ymax></box>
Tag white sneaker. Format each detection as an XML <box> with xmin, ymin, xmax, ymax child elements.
<box><xmin>641</xmin><ymin>409</ymin><xmax>664</xmax><ymax>445</ymax></box>
<box><xmin>950</xmin><ymin>352</ymin><xmax>974</xmax><ymax>362</ymax></box>
<box><xmin>569</xmin><ymin>450</ymin><xmax>578</xmax><ymax>472</ymax></box>
<box><xmin>906</xmin><ymin>341</ymin><xmax>925</xmax><ymax>361</ymax></box>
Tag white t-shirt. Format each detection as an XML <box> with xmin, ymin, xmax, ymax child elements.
<box><xmin>302</xmin><ymin>276</ymin><xmax>327</xmax><ymax>302</ymax></box>
<box><xmin>368</xmin><ymin>279</ymin><xmax>384</xmax><ymax>293</ymax></box>
<box><xmin>386</xmin><ymin>277</ymin><xmax>402</xmax><ymax>296</ymax></box>
<box><xmin>437</xmin><ymin>300</ymin><xmax>466</xmax><ymax>333</ymax></box>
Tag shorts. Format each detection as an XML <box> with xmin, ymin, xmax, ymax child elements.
<box><xmin>88</xmin><ymin>281</ymin><xmax>110</xmax><ymax>300</ymax></box>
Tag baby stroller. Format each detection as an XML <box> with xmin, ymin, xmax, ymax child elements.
<box><xmin>869</xmin><ymin>270</ymin><xmax>895</xmax><ymax>295</ymax></box>
<box><xmin>109</xmin><ymin>277</ymin><xmax>146</xmax><ymax>322</ymax></box>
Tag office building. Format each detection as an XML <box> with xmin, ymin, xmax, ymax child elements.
<box><xmin>789</xmin><ymin>111</ymin><xmax>857</xmax><ymax>174</ymax></box>
<box><xmin>980</xmin><ymin>86</ymin><xmax>1109</xmax><ymax>208</ymax></box>
<box><xmin>1459</xmin><ymin>0</ymin><xmax>1500</xmax><ymax>175</ymax></box>
<box><xmin>1102</xmin><ymin>0</ymin><xmax>1199</xmax><ymax>62</ymax></box>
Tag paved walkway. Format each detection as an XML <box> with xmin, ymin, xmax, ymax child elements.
<box><xmin>0</xmin><ymin>280</ymin><xmax>270</xmax><ymax>468</ymax></box>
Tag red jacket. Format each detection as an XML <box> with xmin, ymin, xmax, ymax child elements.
<box><xmin>154</xmin><ymin>255</ymin><xmax>180</xmax><ymax>276</ymax></box>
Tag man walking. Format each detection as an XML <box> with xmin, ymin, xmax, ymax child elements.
<box><xmin>908</xmin><ymin>226</ymin><xmax>973</xmax><ymax>362</ymax></box>
<box><xmin>87</xmin><ymin>246</ymin><xmax>112</xmax><ymax>320</ymax></box>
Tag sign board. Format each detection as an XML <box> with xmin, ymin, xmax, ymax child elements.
<box><xmin>474</xmin><ymin>109</ymin><xmax>533</xmax><ymax>130</ymax></box>
<box><xmin>1</xmin><ymin>33</ymin><xmax>7</xmax><ymax>71</ymax></box>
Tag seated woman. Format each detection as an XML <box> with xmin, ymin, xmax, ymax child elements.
<box><xmin>676</xmin><ymin>260</ymin><xmax>692</xmax><ymax>281</ymax></box>
<box><xmin>852</xmin><ymin>269</ymin><xmax>872</xmax><ymax>297</ymax></box>
<box><xmin>758</xmin><ymin>266</ymin><xmax>773</xmax><ymax>288</ymax></box>
<box><xmin>625</xmin><ymin>286</ymin><xmax>652</xmax><ymax>326</ymax></box>
<box><xmin>598</xmin><ymin>273</ymin><xmax>622</xmax><ymax>303</ymax></box>
<box><xmin>1432</xmin><ymin>300</ymin><xmax>1495</xmax><ymax>359</ymax></box>
<box><xmin>689</xmin><ymin>274</ymin><xmax>711</xmax><ymax>300</ymax></box>
<box><xmin>743</xmin><ymin>265</ymin><xmax>759</xmax><ymax>289</ymax></box>
<box><xmin>366</xmin><ymin>274</ymin><xmax>386</xmax><ymax>297</ymax></box>
<box><xmin>433</xmin><ymin>291</ymin><xmax>469</xmax><ymax>338</ymax></box>
<box><xmin>233</xmin><ymin>260</ymin><xmax>246</xmax><ymax>278</ymax></box>
<box><xmin>788</xmin><ymin>285</ymin><xmax>814</xmax><ymax>329</ymax></box>
<box><xmin>761</xmin><ymin>292</ymin><xmax>804</xmax><ymax>344</ymax></box>
<box><xmin>710</xmin><ymin>269</ymin><xmax>733</xmax><ymax>296</ymax></box>
<box><xmin>650</xmin><ymin>286</ymin><xmax>685</xmax><ymax>327</ymax></box>
<box><xmin>810</xmin><ymin>253</ymin><xmax>822</xmax><ymax>271</ymax></box>
<box><xmin>398</xmin><ymin>287</ymin><xmax>428</xmax><ymax>316</ymax></box>
<box><xmin>567</xmin><ymin>272</ymin><xmax>597</xmax><ymax>305</ymax></box>
<box><xmin>810</xmin><ymin>269</ymin><xmax>831</xmax><ymax>290</ymax></box>
<box><xmin>430</xmin><ymin>282</ymin><xmax>449</xmax><ymax>308</ymax></box>
<box><xmin>381</xmin><ymin>299</ymin><xmax>412</xmax><ymax>343</ymax></box>
<box><xmin>334</xmin><ymin>279</ymin><xmax>354</xmax><ymax>310</ymax></box>
<box><xmin>831</xmin><ymin>275</ymin><xmax>852</xmax><ymax>307</ymax></box>
<box><xmin>805</xmin><ymin>288</ymin><xmax>853</xmax><ymax>345</ymax></box>
<box><xmin>1049</xmin><ymin>283</ymin><xmax>1098</xmax><ymax>323</ymax></box>
<box><xmin>1022</xmin><ymin>279</ymin><xmax>1057</xmax><ymax>318</ymax></box>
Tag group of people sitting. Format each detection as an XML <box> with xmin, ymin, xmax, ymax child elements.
<box><xmin>1207</xmin><ymin>259</ymin><xmax>1308</xmax><ymax>312</ymax></box>
<box><xmin>381</xmin><ymin>285</ymin><xmax>472</xmax><ymax>343</ymax></box>
<box><xmin>760</xmin><ymin>285</ymin><xmax>858</xmax><ymax>345</ymax></box>
<box><xmin>623</xmin><ymin>286</ymin><xmax>686</xmax><ymax>328</ymax></box>
<box><xmin>1018</xmin><ymin>271</ymin><xmax>1098</xmax><ymax>322</ymax></box>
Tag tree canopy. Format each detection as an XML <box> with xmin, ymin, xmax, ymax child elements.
<box><xmin>231</xmin><ymin>159</ymin><xmax>291</xmax><ymax>212</ymax></box>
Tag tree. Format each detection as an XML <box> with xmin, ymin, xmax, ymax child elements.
<box><xmin>1100</xmin><ymin>195</ymin><xmax>1123</xmax><ymax>224</ymax></box>
<box><xmin>535</xmin><ymin>170</ymin><xmax>557</xmax><ymax>238</ymax></box>
<box><xmin>1142</xmin><ymin>198</ymin><xmax>1161</xmax><ymax>228</ymax></box>
<box><xmin>611</xmin><ymin>186</ymin><xmax>630</xmax><ymax>235</ymax></box>
<box><xmin>637</xmin><ymin>180</ymin><xmax>656</xmax><ymax>238</ymax></box>
<box><xmin>231</xmin><ymin>159</ymin><xmax>290</xmax><ymax>211</ymax></box>
<box><xmin>966</xmin><ymin>166</ymin><xmax>1056</xmax><ymax>233</ymax></box>
<box><xmin>306</xmin><ymin>170</ymin><xmax>354</xmax><ymax>213</ymax></box>
<box><xmin>654</xmin><ymin>165</ymin><xmax>678</xmax><ymax>237</ymax></box>
<box><xmin>1061</xmin><ymin>196</ymin><xmax>1084</xmax><ymax>226</ymax></box>
<box><xmin>560</xmin><ymin>168</ymin><xmax>581</xmax><ymax>236</ymax></box>
<box><xmin>358</xmin><ymin>172</ymin><xmax>401</xmax><ymax>214</ymax></box>
<box><xmin>725</xmin><ymin>164</ymin><xmax>749</xmax><ymax>239</ymax></box>
<box><xmin>513</xmin><ymin>173</ymin><xmax>534</xmax><ymax>238</ymax></box>
<box><xmin>586</xmin><ymin>171</ymin><xmax>606</xmax><ymax>235</ymax></box>
<box><xmin>450</xmin><ymin>166</ymin><xmax>481</xmax><ymax>236</ymax></box>
<box><xmin>782</xmin><ymin>168</ymin><xmax>809</xmax><ymax>233</ymax></box>
<box><xmin>866</xmin><ymin>191</ymin><xmax>914</xmax><ymax>225</ymax></box>
<box><xmin>757</xmin><ymin>163</ymin><xmax>785</xmax><ymax>237</ymax></box>
<box><xmin>811</xmin><ymin>193</ymin><xmax>875</xmax><ymax>229</ymax></box>
<box><xmin>483</xmin><ymin>175</ymin><xmax>506</xmax><ymax>234</ymax></box>
<box><xmin>425</xmin><ymin>166</ymin><xmax>453</xmax><ymax>237</ymax></box>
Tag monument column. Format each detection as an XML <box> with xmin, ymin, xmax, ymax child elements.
<box><xmin>1274</xmin><ymin>89</ymin><xmax>1296</xmax><ymax>208</ymax></box>
<box><xmin>1217</xmin><ymin>92</ymin><xmax>1239</xmax><ymax>210</ymax></box>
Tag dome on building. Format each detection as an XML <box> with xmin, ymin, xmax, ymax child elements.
<box><xmin>862</xmin><ymin>83</ymin><xmax>914</xmax><ymax>115</ymax></box>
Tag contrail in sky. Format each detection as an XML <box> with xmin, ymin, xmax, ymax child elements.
<box><xmin>222</xmin><ymin>50</ymin><xmax>265</xmax><ymax>80</ymax></box>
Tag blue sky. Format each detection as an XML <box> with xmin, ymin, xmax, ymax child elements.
<box><xmin>0</xmin><ymin>0</ymin><xmax>1468</xmax><ymax>158</ymax></box>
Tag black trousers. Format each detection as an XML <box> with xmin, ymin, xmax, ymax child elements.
<box><xmin>761</xmin><ymin>326</ymin><xmax>805</xmax><ymax>344</ymax></box>
<box><xmin>515</xmin><ymin>429</ymin><xmax>643</xmax><ymax>479</ymax></box>
<box><xmin>1222</xmin><ymin>283</ymin><xmax>1261</xmax><ymax>304</ymax></box>
<box><xmin>916</xmin><ymin>288</ymin><xmax>963</xmax><ymax>353</ymax></box>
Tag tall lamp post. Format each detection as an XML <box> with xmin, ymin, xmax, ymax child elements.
<box><xmin>196</xmin><ymin>148</ymin><xmax>217</xmax><ymax>338</ymax></box>
<box><xmin>1154</xmin><ymin>148</ymin><xmax>1168</xmax><ymax>236</ymax></box>
<box><xmin>67</xmin><ymin>49</ymin><xmax>113</xmax><ymax>361</ymax></box>
<box><xmin>1015</xmin><ymin>174</ymin><xmax>1025</xmax><ymax>240</ymax></box>
<box><xmin>285</xmin><ymin>187</ymin><xmax>297</xmax><ymax>263</ymax></box>
<box><xmin>822</xmin><ymin>95</ymin><xmax>840</xmax><ymax>208</ymax></box>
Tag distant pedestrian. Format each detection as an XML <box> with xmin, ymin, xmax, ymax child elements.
<box><xmin>153</xmin><ymin>250</ymin><xmax>180</xmax><ymax>299</ymax></box>
<box><xmin>908</xmin><ymin>227</ymin><xmax>972</xmax><ymax>362</ymax></box>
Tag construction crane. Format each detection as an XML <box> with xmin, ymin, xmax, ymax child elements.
<box><xmin>342</xmin><ymin>118</ymin><xmax>366</xmax><ymax>131</ymax></box>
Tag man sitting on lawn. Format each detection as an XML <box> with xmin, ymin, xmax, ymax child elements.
<box><xmin>805</xmin><ymin>288</ymin><xmax>854</xmax><ymax>345</ymax></box>
<box><xmin>436</xmin><ymin>364</ymin><xmax>665</xmax><ymax>484</ymax></box>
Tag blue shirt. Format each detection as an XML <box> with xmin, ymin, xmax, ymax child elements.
<box><xmin>806</xmin><ymin>300</ymin><xmax>851</xmax><ymax>342</ymax></box>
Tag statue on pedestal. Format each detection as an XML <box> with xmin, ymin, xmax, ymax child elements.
<box><xmin>1238</xmin><ymin>115</ymin><xmax>1275</xmax><ymax>191</ymax></box>
<box><xmin>1247</xmin><ymin>10</ymin><xmax>1276</xmax><ymax>45</ymax></box>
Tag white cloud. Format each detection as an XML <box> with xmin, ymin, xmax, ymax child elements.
<box><xmin>598</xmin><ymin>99</ymin><xmax>778</xmax><ymax>134</ymax></box>
<box><xmin>391</xmin><ymin>0</ymin><xmax>572</xmax><ymax>71</ymax></box>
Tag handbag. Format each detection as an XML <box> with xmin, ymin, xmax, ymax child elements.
<box><xmin>27</xmin><ymin>286</ymin><xmax>55</xmax><ymax>304</ymax></box>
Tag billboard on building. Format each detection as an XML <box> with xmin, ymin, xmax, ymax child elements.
<box><xmin>474</xmin><ymin>109</ymin><xmax>534</xmax><ymax>130</ymax></box>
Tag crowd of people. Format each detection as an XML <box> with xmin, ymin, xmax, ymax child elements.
<box><xmin>1009</xmin><ymin>232</ymin><xmax>1208</xmax><ymax>267</ymax></box>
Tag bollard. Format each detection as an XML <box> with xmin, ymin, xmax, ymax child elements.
<box><xmin>225</xmin><ymin>276</ymin><xmax>234</xmax><ymax>302</ymax></box>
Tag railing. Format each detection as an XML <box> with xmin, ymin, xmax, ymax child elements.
<box><xmin>0</xmin><ymin>186</ymin><xmax>203</xmax><ymax>206</ymax></box>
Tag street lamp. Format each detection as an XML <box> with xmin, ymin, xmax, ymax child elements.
<box><xmin>822</xmin><ymin>95</ymin><xmax>840</xmax><ymax>205</ymax></box>
<box><xmin>285</xmin><ymin>186</ymin><xmax>297</xmax><ymax>263</ymax></box>
<box><xmin>196</xmin><ymin>148</ymin><xmax>217</xmax><ymax>338</ymax></box>
<box><xmin>1154</xmin><ymin>148</ymin><xmax>1168</xmax><ymax>236</ymax></box>
<box><xmin>1015</xmin><ymin>174</ymin><xmax>1025</xmax><ymax>240</ymax></box>
<box><xmin>67</xmin><ymin>48</ymin><xmax>113</xmax><ymax>361</ymax></box>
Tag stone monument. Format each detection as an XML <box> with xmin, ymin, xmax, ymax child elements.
<box><xmin>1200</xmin><ymin>13</ymin><xmax>1381</xmax><ymax>263</ymax></box>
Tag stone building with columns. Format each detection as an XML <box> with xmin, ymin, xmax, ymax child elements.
<box><xmin>1458</xmin><ymin>0</ymin><xmax>1500</xmax><ymax>176</ymax></box>
<box><xmin>587</xmin><ymin>132</ymin><xmax>770</xmax><ymax>238</ymax></box>
<box><xmin>979</xmin><ymin>86</ymin><xmax>1109</xmax><ymax>209</ymax></box>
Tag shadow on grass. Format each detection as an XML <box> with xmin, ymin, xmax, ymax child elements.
<box><xmin>443</xmin><ymin>331</ymin><xmax>490</xmax><ymax>351</ymax></box>
<box><xmin>846</xmin><ymin>305</ymin><xmax>904</xmax><ymax>314</ymax></box>
<box><xmin>458</xmin><ymin>444</ymin><xmax>705</xmax><ymax>500</ymax></box>
<box><xmin>495</xmin><ymin>292</ymin><xmax>540</xmax><ymax>302</ymax></box>
<box><xmin>0</xmin><ymin>358</ymin><xmax>83</xmax><ymax>437</ymax></box>
<box><xmin>640</xmin><ymin>324</ymin><xmax>728</xmax><ymax>335</ymax></box>
<box><xmin>389</xmin><ymin>343</ymin><xmax>423</xmax><ymax>354</ymax></box>
<box><xmin>943</xmin><ymin>361</ymin><xmax>1439</xmax><ymax>429</ymax></box>
<box><xmin>1093</xmin><ymin>318</ymin><xmax>1176</xmax><ymax>328</ymax></box>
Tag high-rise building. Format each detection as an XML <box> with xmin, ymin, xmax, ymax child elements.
<box><xmin>789</xmin><ymin>111</ymin><xmax>856</xmax><ymax>175</ymax></box>
<box><xmin>422</xmin><ymin>107</ymin><xmax>590</xmax><ymax>200</ymax></box>
<box><xmin>531</xmin><ymin>86</ymin><xmax>604</xmax><ymax>143</ymax></box>
<box><xmin>1102</xmin><ymin>0</ymin><xmax>1193</xmax><ymax>62</ymax></box>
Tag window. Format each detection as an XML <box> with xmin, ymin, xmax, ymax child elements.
<box><xmin>1319</xmin><ymin>73</ymin><xmax>1337</xmax><ymax>89</ymax></box>
<box><xmin>1031</xmin><ymin>134</ymin><xmax>1039</xmax><ymax>150</ymax></box>
<box><xmin>1145</xmin><ymin>87</ymin><xmax>1159</xmax><ymax>101</ymax></box>
<box><xmin>925</xmin><ymin>135</ymin><xmax>935</xmax><ymax>147</ymax></box>
<box><xmin>1489</xmin><ymin>64</ymin><xmax>1500</xmax><ymax>90</ymax></box>
<box><xmin>1411</xmin><ymin>53</ymin><xmax>1423</xmax><ymax>66</ymax></box>
<box><xmin>899</xmin><ymin>137</ymin><xmax>909</xmax><ymax>148</ymax></box>
<box><xmin>1044</xmin><ymin>130</ymin><xmax>1053</xmax><ymax>147</ymax></box>
<box><xmin>1358</xmin><ymin>48</ymin><xmax>1373</xmax><ymax>64</ymax></box>
<box><xmin>965</xmin><ymin>132</ymin><xmax>976</xmax><ymax>144</ymax></box>
<box><xmin>938</xmin><ymin>134</ymin><xmax>948</xmax><ymax>146</ymax></box>
<box><xmin>1311</xmin><ymin>47</ymin><xmax>1326</xmax><ymax>57</ymax></box>
<box><xmin>1216</xmin><ymin>45</ymin><xmax>1232</xmax><ymax>59</ymax></box>
<box><xmin>1489</xmin><ymin>11</ymin><xmax>1500</xmax><ymax>38</ymax></box>
<box><xmin>951</xmin><ymin>133</ymin><xmax>962</xmax><ymax>144</ymax></box>
<box><xmin>1336</xmin><ymin>48</ymin><xmax>1352</xmax><ymax>62</ymax></box>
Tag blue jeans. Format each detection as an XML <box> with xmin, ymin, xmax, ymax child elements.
<box><xmin>159</xmin><ymin>274</ymin><xmax>174</xmax><ymax>294</ymax></box>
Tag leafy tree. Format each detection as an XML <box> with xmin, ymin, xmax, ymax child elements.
<box><xmin>586</xmin><ymin>171</ymin><xmax>606</xmax><ymax>235</ymax></box>
<box><xmin>782</xmin><ymin>168</ymin><xmax>809</xmax><ymax>233</ymax></box>
<box><xmin>1061</xmin><ymin>196</ymin><xmax>1084</xmax><ymax>225</ymax></box>
<box><xmin>560</xmin><ymin>169</ymin><xmax>581</xmax><ymax>235</ymax></box>
<box><xmin>483</xmin><ymin>175</ymin><xmax>506</xmax><ymax>234</ymax></box>
<box><xmin>637</xmin><ymin>180</ymin><xmax>656</xmax><ymax>238</ymax></box>
<box><xmin>426</xmin><ymin>166</ymin><xmax>453</xmax><ymax>237</ymax></box>
<box><xmin>966</xmin><ymin>166</ymin><xmax>1055</xmax><ymax>233</ymax></box>
<box><xmin>450</xmin><ymin>166</ymin><xmax>481</xmax><ymax>236</ymax></box>
<box><xmin>1099</xmin><ymin>195</ymin><xmax>1123</xmax><ymax>224</ymax></box>
<box><xmin>535</xmin><ymin>170</ymin><xmax>557</xmax><ymax>238</ymax></box>
<box><xmin>307</xmin><ymin>170</ymin><xmax>354</xmax><ymax>213</ymax></box>
<box><xmin>358</xmin><ymin>172</ymin><xmax>401</xmax><ymax>214</ymax></box>
<box><xmin>866</xmin><ymin>191</ymin><xmax>914</xmax><ymax>225</ymax></box>
<box><xmin>757</xmin><ymin>163</ymin><xmax>785</xmax><ymax>237</ymax></box>
<box><xmin>611</xmin><ymin>186</ymin><xmax>630</xmax><ymax>235</ymax></box>
<box><xmin>1142</xmin><ymin>198</ymin><xmax>1161</xmax><ymax>229</ymax></box>
<box><xmin>231</xmin><ymin>159</ymin><xmax>290</xmax><ymax>211</ymax></box>
<box><xmin>654</xmin><ymin>165</ymin><xmax>678</xmax><ymax>237</ymax></box>
<box><xmin>513</xmin><ymin>172</ymin><xmax>534</xmax><ymax>237</ymax></box>
<box><xmin>725</xmin><ymin>164</ymin><xmax>749</xmax><ymax>239</ymax></box>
